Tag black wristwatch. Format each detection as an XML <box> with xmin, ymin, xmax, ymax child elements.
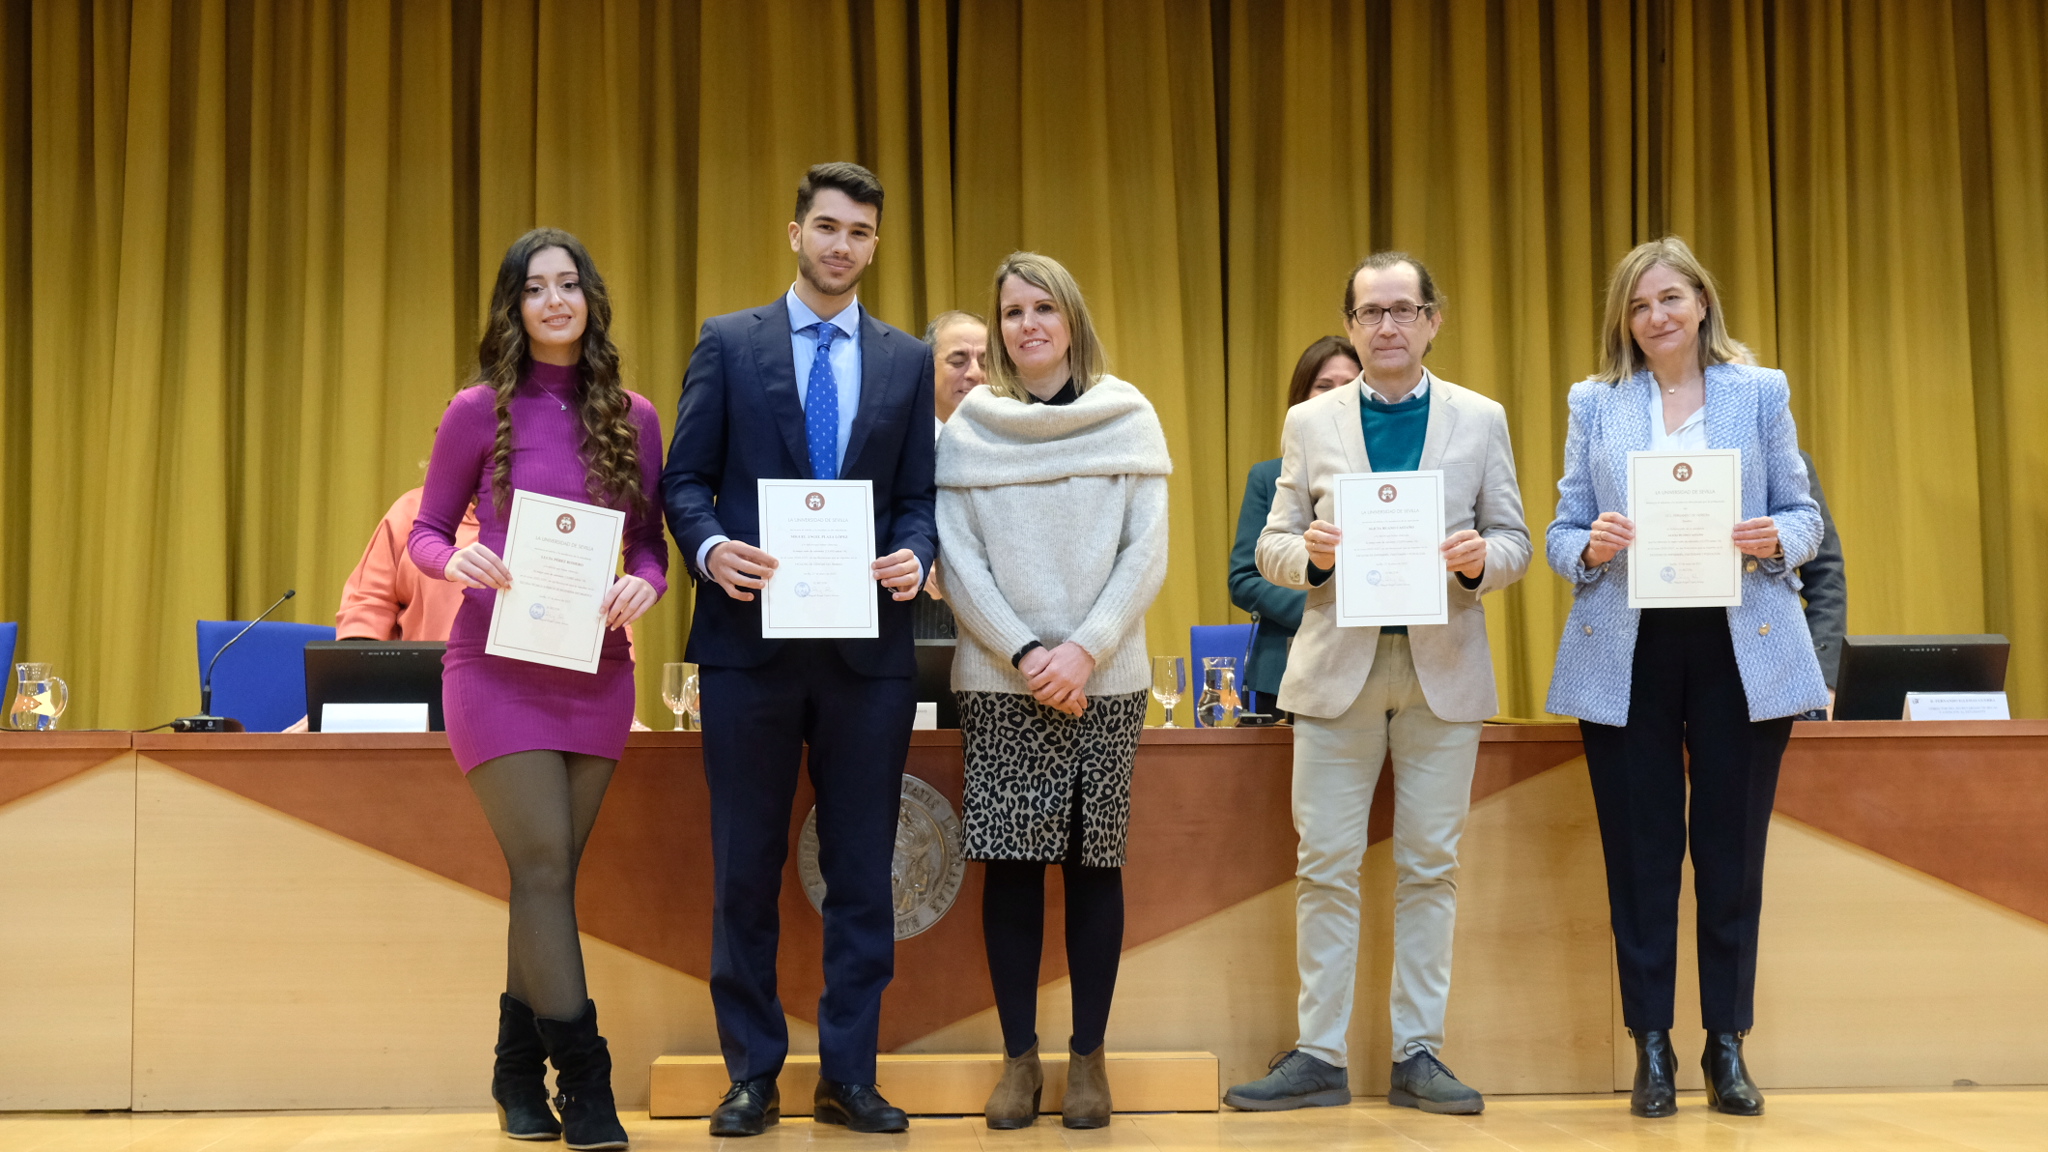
<box><xmin>1011</xmin><ymin>640</ymin><xmax>1044</xmax><ymax>668</ymax></box>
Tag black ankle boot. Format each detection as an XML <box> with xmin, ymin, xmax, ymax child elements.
<box><xmin>535</xmin><ymin>1000</ymin><xmax>629</xmax><ymax>1150</ymax></box>
<box><xmin>493</xmin><ymin>994</ymin><xmax>561</xmax><ymax>1141</ymax></box>
<box><xmin>1628</xmin><ymin>1028</ymin><xmax>1678</xmax><ymax>1118</ymax></box>
<box><xmin>1703</xmin><ymin>1031</ymin><xmax>1764</xmax><ymax>1116</ymax></box>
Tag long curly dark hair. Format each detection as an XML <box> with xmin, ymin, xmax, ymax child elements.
<box><xmin>473</xmin><ymin>228</ymin><xmax>645</xmax><ymax>516</ymax></box>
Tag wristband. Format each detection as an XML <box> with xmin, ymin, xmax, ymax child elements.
<box><xmin>1012</xmin><ymin>640</ymin><xmax>1044</xmax><ymax>668</ymax></box>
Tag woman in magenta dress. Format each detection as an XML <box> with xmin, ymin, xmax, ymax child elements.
<box><xmin>410</xmin><ymin>228</ymin><xmax>666</xmax><ymax>1150</ymax></box>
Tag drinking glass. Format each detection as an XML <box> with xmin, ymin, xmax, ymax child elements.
<box><xmin>1197</xmin><ymin>657</ymin><xmax>1242</xmax><ymax>729</ymax></box>
<box><xmin>9</xmin><ymin>663</ymin><xmax>69</xmax><ymax>732</ymax></box>
<box><xmin>681</xmin><ymin>664</ymin><xmax>701</xmax><ymax>729</ymax></box>
<box><xmin>661</xmin><ymin>662</ymin><xmax>697</xmax><ymax>731</ymax></box>
<box><xmin>1150</xmin><ymin>655</ymin><xmax>1186</xmax><ymax>728</ymax></box>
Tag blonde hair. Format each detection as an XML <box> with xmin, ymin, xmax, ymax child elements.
<box><xmin>1594</xmin><ymin>236</ymin><xmax>1752</xmax><ymax>383</ymax></box>
<box><xmin>983</xmin><ymin>252</ymin><xmax>1108</xmax><ymax>402</ymax></box>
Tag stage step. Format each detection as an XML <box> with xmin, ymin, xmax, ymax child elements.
<box><xmin>649</xmin><ymin>1050</ymin><xmax>1219</xmax><ymax>1117</ymax></box>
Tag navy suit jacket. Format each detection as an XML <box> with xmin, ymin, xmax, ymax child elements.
<box><xmin>660</xmin><ymin>299</ymin><xmax>937</xmax><ymax>677</ymax></box>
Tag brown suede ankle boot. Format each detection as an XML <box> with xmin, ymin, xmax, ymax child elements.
<box><xmin>1062</xmin><ymin>1043</ymin><xmax>1111</xmax><ymax>1129</ymax></box>
<box><xmin>985</xmin><ymin>1043</ymin><xmax>1042</xmax><ymax>1129</ymax></box>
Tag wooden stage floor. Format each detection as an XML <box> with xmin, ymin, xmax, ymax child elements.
<box><xmin>2</xmin><ymin>1090</ymin><xmax>2043</xmax><ymax>1151</ymax></box>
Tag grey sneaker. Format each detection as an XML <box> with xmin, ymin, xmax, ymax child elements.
<box><xmin>1389</xmin><ymin>1051</ymin><xmax>1484</xmax><ymax>1114</ymax></box>
<box><xmin>1224</xmin><ymin>1050</ymin><xmax>1351</xmax><ymax>1111</ymax></box>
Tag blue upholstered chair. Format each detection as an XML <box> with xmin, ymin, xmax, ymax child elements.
<box><xmin>196</xmin><ymin>620</ymin><xmax>337</xmax><ymax>732</ymax></box>
<box><xmin>0</xmin><ymin>622</ymin><xmax>16</xmax><ymax>675</ymax></box>
<box><xmin>1189</xmin><ymin>623</ymin><xmax>1256</xmax><ymax>728</ymax></box>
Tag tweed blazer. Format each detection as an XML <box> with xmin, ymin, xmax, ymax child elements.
<box><xmin>1256</xmin><ymin>373</ymin><xmax>1530</xmax><ymax>722</ymax></box>
<box><xmin>1544</xmin><ymin>364</ymin><xmax>1831</xmax><ymax>725</ymax></box>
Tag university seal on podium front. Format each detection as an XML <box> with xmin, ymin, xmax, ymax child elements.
<box><xmin>799</xmin><ymin>774</ymin><xmax>965</xmax><ymax>940</ymax></box>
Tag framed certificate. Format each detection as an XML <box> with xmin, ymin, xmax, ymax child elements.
<box><xmin>485</xmin><ymin>489</ymin><xmax>626</xmax><ymax>673</ymax></box>
<box><xmin>1331</xmin><ymin>469</ymin><xmax>1449</xmax><ymax>628</ymax></box>
<box><xmin>1627</xmin><ymin>449</ymin><xmax>1742</xmax><ymax>608</ymax></box>
<box><xmin>757</xmin><ymin>478</ymin><xmax>879</xmax><ymax>639</ymax></box>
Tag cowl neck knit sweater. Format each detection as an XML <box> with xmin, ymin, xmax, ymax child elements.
<box><xmin>937</xmin><ymin>376</ymin><xmax>1173</xmax><ymax>488</ymax></box>
<box><xmin>935</xmin><ymin>376</ymin><xmax>1172</xmax><ymax>697</ymax></box>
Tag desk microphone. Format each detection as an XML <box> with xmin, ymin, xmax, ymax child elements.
<box><xmin>173</xmin><ymin>589</ymin><xmax>296</xmax><ymax>733</ymax></box>
<box><xmin>1236</xmin><ymin>611</ymin><xmax>1278</xmax><ymax>727</ymax></box>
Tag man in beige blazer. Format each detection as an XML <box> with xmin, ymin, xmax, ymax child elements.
<box><xmin>1225</xmin><ymin>253</ymin><xmax>1529</xmax><ymax>1117</ymax></box>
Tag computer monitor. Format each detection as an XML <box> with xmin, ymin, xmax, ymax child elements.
<box><xmin>303</xmin><ymin>641</ymin><xmax>447</xmax><ymax>732</ymax></box>
<box><xmin>914</xmin><ymin>639</ymin><xmax>958</xmax><ymax>728</ymax></box>
<box><xmin>1831</xmin><ymin>634</ymin><xmax>2008</xmax><ymax>721</ymax></box>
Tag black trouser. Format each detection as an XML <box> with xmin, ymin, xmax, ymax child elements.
<box><xmin>1579</xmin><ymin>607</ymin><xmax>1793</xmax><ymax>1033</ymax></box>
<box><xmin>700</xmin><ymin>643</ymin><xmax>916</xmax><ymax>1084</ymax></box>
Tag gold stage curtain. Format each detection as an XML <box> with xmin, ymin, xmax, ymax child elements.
<box><xmin>1</xmin><ymin>0</ymin><xmax>2045</xmax><ymax>729</ymax></box>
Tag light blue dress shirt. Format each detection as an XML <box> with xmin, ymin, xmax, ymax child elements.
<box><xmin>786</xmin><ymin>285</ymin><xmax>863</xmax><ymax>476</ymax></box>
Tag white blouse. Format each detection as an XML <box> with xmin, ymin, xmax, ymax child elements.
<box><xmin>1645</xmin><ymin>379</ymin><xmax>1707</xmax><ymax>450</ymax></box>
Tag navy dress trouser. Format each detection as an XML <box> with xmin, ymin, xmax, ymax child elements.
<box><xmin>700</xmin><ymin>642</ymin><xmax>916</xmax><ymax>1084</ymax></box>
<box><xmin>1578</xmin><ymin>606</ymin><xmax>1795</xmax><ymax>1034</ymax></box>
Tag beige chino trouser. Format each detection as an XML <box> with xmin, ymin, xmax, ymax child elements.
<box><xmin>1292</xmin><ymin>633</ymin><xmax>1481</xmax><ymax>1067</ymax></box>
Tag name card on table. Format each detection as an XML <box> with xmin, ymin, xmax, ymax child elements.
<box><xmin>1902</xmin><ymin>692</ymin><xmax>2010</xmax><ymax>721</ymax></box>
<box><xmin>321</xmin><ymin>702</ymin><xmax>430</xmax><ymax>733</ymax></box>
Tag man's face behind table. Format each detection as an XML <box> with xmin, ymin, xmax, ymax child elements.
<box><xmin>933</xmin><ymin>320</ymin><xmax>988</xmax><ymax>420</ymax></box>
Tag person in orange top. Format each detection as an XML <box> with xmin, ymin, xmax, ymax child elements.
<box><xmin>291</xmin><ymin>488</ymin><xmax>644</xmax><ymax>732</ymax></box>
<box><xmin>337</xmin><ymin>487</ymin><xmax>480</xmax><ymax>640</ymax></box>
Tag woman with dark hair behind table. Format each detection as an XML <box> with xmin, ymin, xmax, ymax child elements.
<box><xmin>410</xmin><ymin>227</ymin><xmax>668</xmax><ymax>1150</ymax></box>
<box><xmin>1546</xmin><ymin>236</ymin><xmax>1826</xmax><ymax>1121</ymax></box>
<box><xmin>1228</xmin><ymin>336</ymin><xmax>1361</xmax><ymax>716</ymax></box>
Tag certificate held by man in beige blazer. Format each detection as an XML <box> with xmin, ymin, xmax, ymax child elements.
<box><xmin>1226</xmin><ymin>252</ymin><xmax>1529</xmax><ymax>1119</ymax></box>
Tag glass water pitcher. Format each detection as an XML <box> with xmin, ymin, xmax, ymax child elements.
<box><xmin>8</xmin><ymin>663</ymin><xmax>69</xmax><ymax>731</ymax></box>
<box><xmin>1196</xmin><ymin>657</ymin><xmax>1242</xmax><ymax>729</ymax></box>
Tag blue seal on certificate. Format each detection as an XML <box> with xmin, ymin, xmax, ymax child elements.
<box><xmin>794</xmin><ymin>581</ymin><xmax>811</xmax><ymax>598</ymax></box>
<box><xmin>528</xmin><ymin>602</ymin><xmax>546</xmax><ymax>619</ymax></box>
<box><xmin>1366</xmin><ymin>570</ymin><xmax>1382</xmax><ymax>586</ymax></box>
<box><xmin>1660</xmin><ymin>566</ymin><xmax>1677</xmax><ymax>583</ymax></box>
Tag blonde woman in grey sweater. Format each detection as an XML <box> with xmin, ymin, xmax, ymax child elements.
<box><xmin>935</xmin><ymin>252</ymin><xmax>1171</xmax><ymax>1130</ymax></box>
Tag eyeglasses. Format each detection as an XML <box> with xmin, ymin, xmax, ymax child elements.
<box><xmin>1346</xmin><ymin>302</ymin><xmax>1432</xmax><ymax>327</ymax></box>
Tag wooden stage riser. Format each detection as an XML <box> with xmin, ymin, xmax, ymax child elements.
<box><xmin>648</xmin><ymin>1052</ymin><xmax>1219</xmax><ymax>1117</ymax></box>
<box><xmin>2</xmin><ymin>723</ymin><xmax>2045</xmax><ymax>1111</ymax></box>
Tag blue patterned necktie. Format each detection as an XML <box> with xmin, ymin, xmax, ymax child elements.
<box><xmin>804</xmin><ymin>322</ymin><xmax>841</xmax><ymax>480</ymax></box>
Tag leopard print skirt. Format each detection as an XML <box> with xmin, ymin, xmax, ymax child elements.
<box><xmin>956</xmin><ymin>689</ymin><xmax>1148</xmax><ymax>868</ymax></box>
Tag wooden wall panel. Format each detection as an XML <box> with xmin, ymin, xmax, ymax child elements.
<box><xmin>898</xmin><ymin>759</ymin><xmax>1613</xmax><ymax>1097</ymax></box>
<box><xmin>127</xmin><ymin>758</ymin><xmax>770</xmax><ymax>1110</ymax></box>
<box><xmin>0</xmin><ymin>755</ymin><xmax>135</xmax><ymax>1109</ymax></box>
<box><xmin>1610</xmin><ymin>814</ymin><xmax>2048</xmax><ymax>1091</ymax></box>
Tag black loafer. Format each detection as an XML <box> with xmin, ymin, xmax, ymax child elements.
<box><xmin>814</xmin><ymin>1079</ymin><xmax>909</xmax><ymax>1133</ymax></box>
<box><xmin>708</xmin><ymin>1078</ymin><xmax>779</xmax><ymax>1138</ymax></box>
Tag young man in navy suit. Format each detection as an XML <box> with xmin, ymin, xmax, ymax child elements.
<box><xmin>660</xmin><ymin>162</ymin><xmax>936</xmax><ymax>1137</ymax></box>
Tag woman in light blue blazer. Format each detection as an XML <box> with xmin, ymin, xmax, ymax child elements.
<box><xmin>1546</xmin><ymin>238</ymin><xmax>1827</xmax><ymax>1122</ymax></box>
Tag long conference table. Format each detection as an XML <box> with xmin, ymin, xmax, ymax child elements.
<box><xmin>2</xmin><ymin>721</ymin><xmax>2045</xmax><ymax>1112</ymax></box>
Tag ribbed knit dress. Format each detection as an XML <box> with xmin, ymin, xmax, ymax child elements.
<box><xmin>409</xmin><ymin>362</ymin><xmax>669</xmax><ymax>772</ymax></box>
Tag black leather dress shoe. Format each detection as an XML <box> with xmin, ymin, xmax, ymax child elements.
<box><xmin>1629</xmin><ymin>1028</ymin><xmax>1678</xmax><ymax>1118</ymax></box>
<box><xmin>1703</xmin><ymin>1031</ymin><xmax>1765</xmax><ymax>1116</ymax></box>
<box><xmin>708</xmin><ymin>1078</ymin><xmax>779</xmax><ymax>1138</ymax></box>
<box><xmin>814</xmin><ymin>1079</ymin><xmax>909</xmax><ymax>1133</ymax></box>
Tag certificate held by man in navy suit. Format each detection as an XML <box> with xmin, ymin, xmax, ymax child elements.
<box><xmin>658</xmin><ymin>162</ymin><xmax>935</xmax><ymax>1138</ymax></box>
